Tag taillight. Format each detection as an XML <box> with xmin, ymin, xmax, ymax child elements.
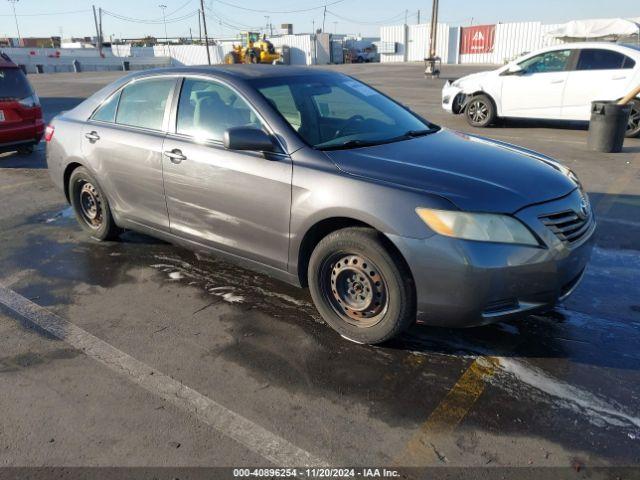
<box><xmin>44</xmin><ymin>125</ymin><xmax>55</xmax><ymax>142</ymax></box>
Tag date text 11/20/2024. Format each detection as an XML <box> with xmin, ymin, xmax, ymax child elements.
<box><xmin>232</xmin><ymin>468</ymin><xmax>401</xmax><ymax>477</ymax></box>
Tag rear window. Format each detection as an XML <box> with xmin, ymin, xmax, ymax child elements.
<box><xmin>0</xmin><ymin>68</ymin><xmax>32</xmax><ymax>100</ymax></box>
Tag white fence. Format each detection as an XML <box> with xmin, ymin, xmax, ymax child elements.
<box><xmin>110</xmin><ymin>35</ymin><xmax>327</xmax><ymax>66</ymax></box>
<box><xmin>380</xmin><ymin>20</ymin><xmax>573</xmax><ymax>64</ymax></box>
<box><xmin>378</xmin><ymin>23</ymin><xmax>449</xmax><ymax>63</ymax></box>
<box><xmin>458</xmin><ymin>22</ymin><xmax>563</xmax><ymax>64</ymax></box>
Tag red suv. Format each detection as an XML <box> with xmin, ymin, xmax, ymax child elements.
<box><xmin>0</xmin><ymin>53</ymin><xmax>44</xmax><ymax>154</ymax></box>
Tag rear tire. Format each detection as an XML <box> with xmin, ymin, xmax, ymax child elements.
<box><xmin>68</xmin><ymin>167</ymin><xmax>121</xmax><ymax>241</ymax></box>
<box><xmin>308</xmin><ymin>227</ymin><xmax>416</xmax><ymax>345</ymax></box>
<box><xmin>625</xmin><ymin>99</ymin><xmax>640</xmax><ymax>138</ymax></box>
<box><xmin>464</xmin><ymin>94</ymin><xmax>496</xmax><ymax>128</ymax></box>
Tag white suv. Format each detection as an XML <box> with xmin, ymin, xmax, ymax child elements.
<box><xmin>442</xmin><ymin>42</ymin><xmax>640</xmax><ymax>137</ymax></box>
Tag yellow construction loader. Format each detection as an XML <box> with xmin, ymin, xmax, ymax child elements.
<box><xmin>224</xmin><ymin>32</ymin><xmax>280</xmax><ymax>64</ymax></box>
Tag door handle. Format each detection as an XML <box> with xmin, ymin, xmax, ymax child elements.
<box><xmin>84</xmin><ymin>131</ymin><xmax>100</xmax><ymax>141</ymax></box>
<box><xmin>612</xmin><ymin>75</ymin><xmax>627</xmax><ymax>80</ymax></box>
<box><xmin>550</xmin><ymin>79</ymin><xmax>565</xmax><ymax>84</ymax></box>
<box><xmin>163</xmin><ymin>149</ymin><xmax>187</xmax><ymax>164</ymax></box>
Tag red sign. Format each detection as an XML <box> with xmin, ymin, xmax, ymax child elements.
<box><xmin>460</xmin><ymin>25</ymin><xmax>496</xmax><ymax>54</ymax></box>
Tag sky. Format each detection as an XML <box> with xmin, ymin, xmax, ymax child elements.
<box><xmin>0</xmin><ymin>0</ymin><xmax>638</xmax><ymax>40</ymax></box>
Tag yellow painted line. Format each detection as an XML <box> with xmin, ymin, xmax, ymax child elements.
<box><xmin>393</xmin><ymin>357</ymin><xmax>498</xmax><ymax>466</ymax></box>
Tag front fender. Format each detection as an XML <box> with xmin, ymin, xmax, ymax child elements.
<box><xmin>288</xmin><ymin>150</ymin><xmax>457</xmax><ymax>274</ymax></box>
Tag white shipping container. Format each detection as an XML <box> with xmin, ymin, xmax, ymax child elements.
<box><xmin>379</xmin><ymin>25</ymin><xmax>407</xmax><ymax>63</ymax></box>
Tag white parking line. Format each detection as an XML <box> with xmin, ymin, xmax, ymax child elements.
<box><xmin>0</xmin><ymin>283</ymin><xmax>325</xmax><ymax>467</ymax></box>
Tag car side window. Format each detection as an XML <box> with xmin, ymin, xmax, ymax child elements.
<box><xmin>115</xmin><ymin>78</ymin><xmax>175</xmax><ymax>131</ymax></box>
<box><xmin>176</xmin><ymin>78</ymin><xmax>263</xmax><ymax>141</ymax></box>
<box><xmin>576</xmin><ymin>49</ymin><xmax>632</xmax><ymax>70</ymax></box>
<box><xmin>91</xmin><ymin>91</ymin><xmax>121</xmax><ymax>123</ymax></box>
<box><xmin>518</xmin><ymin>50</ymin><xmax>572</xmax><ymax>74</ymax></box>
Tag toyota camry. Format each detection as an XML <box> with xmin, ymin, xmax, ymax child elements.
<box><xmin>46</xmin><ymin>65</ymin><xmax>595</xmax><ymax>344</ymax></box>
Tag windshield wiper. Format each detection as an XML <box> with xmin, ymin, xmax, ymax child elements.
<box><xmin>316</xmin><ymin>139</ymin><xmax>381</xmax><ymax>151</ymax></box>
<box><xmin>403</xmin><ymin>129</ymin><xmax>435</xmax><ymax>138</ymax></box>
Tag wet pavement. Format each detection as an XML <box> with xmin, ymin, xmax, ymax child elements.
<box><xmin>0</xmin><ymin>64</ymin><xmax>639</xmax><ymax>472</ymax></box>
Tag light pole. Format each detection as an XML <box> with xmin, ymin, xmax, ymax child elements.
<box><xmin>159</xmin><ymin>4</ymin><xmax>170</xmax><ymax>56</ymax></box>
<box><xmin>8</xmin><ymin>0</ymin><xmax>21</xmax><ymax>46</ymax></box>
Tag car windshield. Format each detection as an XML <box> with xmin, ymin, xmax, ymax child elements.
<box><xmin>0</xmin><ymin>68</ymin><xmax>32</xmax><ymax>100</ymax></box>
<box><xmin>252</xmin><ymin>75</ymin><xmax>438</xmax><ymax>150</ymax></box>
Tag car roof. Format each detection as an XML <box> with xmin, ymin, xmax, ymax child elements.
<box><xmin>534</xmin><ymin>42</ymin><xmax>640</xmax><ymax>56</ymax></box>
<box><xmin>130</xmin><ymin>64</ymin><xmax>337</xmax><ymax>81</ymax></box>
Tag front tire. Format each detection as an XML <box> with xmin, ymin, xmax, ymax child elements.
<box><xmin>625</xmin><ymin>99</ymin><xmax>640</xmax><ymax>138</ymax></box>
<box><xmin>308</xmin><ymin>227</ymin><xmax>416</xmax><ymax>345</ymax></box>
<box><xmin>464</xmin><ymin>94</ymin><xmax>496</xmax><ymax>127</ymax></box>
<box><xmin>69</xmin><ymin>167</ymin><xmax>121</xmax><ymax>241</ymax></box>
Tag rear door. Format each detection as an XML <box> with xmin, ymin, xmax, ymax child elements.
<box><xmin>500</xmin><ymin>49</ymin><xmax>572</xmax><ymax>119</ymax></box>
<box><xmin>562</xmin><ymin>48</ymin><xmax>637</xmax><ymax>120</ymax></box>
<box><xmin>81</xmin><ymin>76</ymin><xmax>178</xmax><ymax>231</ymax></box>
<box><xmin>161</xmin><ymin>77</ymin><xmax>292</xmax><ymax>270</ymax></box>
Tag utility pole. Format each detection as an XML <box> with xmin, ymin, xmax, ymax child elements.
<box><xmin>425</xmin><ymin>0</ymin><xmax>439</xmax><ymax>77</ymax></box>
<box><xmin>99</xmin><ymin>7</ymin><xmax>103</xmax><ymax>52</ymax></box>
<box><xmin>333</xmin><ymin>21</ymin><xmax>337</xmax><ymax>34</ymax></box>
<box><xmin>322</xmin><ymin>4</ymin><xmax>326</xmax><ymax>33</ymax></box>
<box><xmin>200</xmin><ymin>0</ymin><xmax>211</xmax><ymax>65</ymax></box>
<box><xmin>8</xmin><ymin>0</ymin><xmax>21</xmax><ymax>45</ymax></box>
<box><xmin>417</xmin><ymin>9</ymin><xmax>421</xmax><ymax>24</ymax></box>
<box><xmin>404</xmin><ymin>9</ymin><xmax>408</xmax><ymax>25</ymax></box>
<box><xmin>198</xmin><ymin>9</ymin><xmax>202</xmax><ymax>43</ymax></box>
<box><xmin>92</xmin><ymin>5</ymin><xmax>102</xmax><ymax>54</ymax></box>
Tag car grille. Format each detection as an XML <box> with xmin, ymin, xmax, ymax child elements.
<box><xmin>539</xmin><ymin>209</ymin><xmax>593</xmax><ymax>245</ymax></box>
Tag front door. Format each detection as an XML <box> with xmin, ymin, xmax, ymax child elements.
<box><xmin>81</xmin><ymin>77</ymin><xmax>177</xmax><ymax>231</ymax></box>
<box><xmin>500</xmin><ymin>49</ymin><xmax>572</xmax><ymax>119</ymax></box>
<box><xmin>162</xmin><ymin>77</ymin><xmax>292</xmax><ymax>270</ymax></box>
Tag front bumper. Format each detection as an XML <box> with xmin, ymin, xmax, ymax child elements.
<box><xmin>389</xmin><ymin>189</ymin><xmax>596</xmax><ymax>327</ymax></box>
<box><xmin>441</xmin><ymin>81</ymin><xmax>464</xmax><ymax>114</ymax></box>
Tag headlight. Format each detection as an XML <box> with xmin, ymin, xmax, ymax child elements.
<box><xmin>416</xmin><ymin>208</ymin><xmax>539</xmax><ymax>246</ymax></box>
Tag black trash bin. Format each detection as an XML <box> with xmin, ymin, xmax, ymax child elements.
<box><xmin>587</xmin><ymin>101</ymin><xmax>631</xmax><ymax>153</ymax></box>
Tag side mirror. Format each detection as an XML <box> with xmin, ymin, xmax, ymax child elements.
<box><xmin>504</xmin><ymin>64</ymin><xmax>524</xmax><ymax>76</ymax></box>
<box><xmin>223</xmin><ymin>127</ymin><xmax>276</xmax><ymax>152</ymax></box>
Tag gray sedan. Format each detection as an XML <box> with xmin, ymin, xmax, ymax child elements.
<box><xmin>45</xmin><ymin>65</ymin><xmax>595</xmax><ymax>344</ymax></box>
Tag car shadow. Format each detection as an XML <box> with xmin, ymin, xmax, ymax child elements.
<box><xmin>494</xmin><ymin>117</ymin><xmax>589</xmax><ymax>131</ymax></box>
<box><xmin>0</xmin><ymin>147</ymin><xmax>46</xmax><ymax>169</ymax></box>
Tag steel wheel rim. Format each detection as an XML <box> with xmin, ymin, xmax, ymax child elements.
<box><xmin>468</xmin><ymin>99</ymin><xmax>488</xmax><ymax>124</ymax></box>
<box><xmin>78</xmin><ymin>181</ymin><xmax>103</xmax><ymax>229</ymax></box>
<box><xmin>320</xmin><ymin>253</ymin><xmax>388</xmax><ymax>328</ymax></box>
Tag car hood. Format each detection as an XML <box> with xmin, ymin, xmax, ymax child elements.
<box><xmin>453</xmin><ymin>70</ymin><xmax>495</xmax><ymax>87</ymax></box>
<box><xmin>323</xmin><ymin>129</ymin><xmax>578</xmax><ymax>213</ymax></box>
